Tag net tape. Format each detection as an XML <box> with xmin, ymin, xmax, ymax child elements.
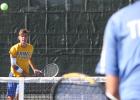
<box><xmin>0</xmin><ymin>77</ymin><xmax>105</xmax><ymax>83</ymax></box>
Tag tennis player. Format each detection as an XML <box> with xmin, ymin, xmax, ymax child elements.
<box><xmin>96</xmin><ymin>0</ymin><xmax>140</xmax><ymax>100</ymax></box>
<box><xmin>7</xmin><ymin>28</ymin><xmax>42</xmax><ymax>100</ymax></box>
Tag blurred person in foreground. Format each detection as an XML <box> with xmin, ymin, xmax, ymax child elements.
<box><xmin>7</xmin><ymin>29</ymin><xmax>42</xmax><ymax>100</ymax></box>
<box><xmin>96</xmin><ymin>0</ymin><xmax>140</xmax><ymax>100</ymax></box>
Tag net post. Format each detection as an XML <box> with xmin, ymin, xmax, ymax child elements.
<box><xmin>19</xmin><ymin>77</ymin><xmax>24</xmax><ymax>100</ymax></box>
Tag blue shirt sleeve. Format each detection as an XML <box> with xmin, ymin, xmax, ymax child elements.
<box><xmin>96</xmin><ymin>17</ymin><xmax>119</xmax><ymax>76</ymax></box>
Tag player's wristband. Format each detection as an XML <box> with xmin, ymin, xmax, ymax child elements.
<box><xmin>14</xmin><ymin>66</ymin><xmax>23</xmax><ymax>73</ymax></box>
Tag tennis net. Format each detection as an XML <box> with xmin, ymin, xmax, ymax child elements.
<box><xmin>0</xmin><ymin>77</ymin><xmax>105</xmax><ymax>100</ymax></box>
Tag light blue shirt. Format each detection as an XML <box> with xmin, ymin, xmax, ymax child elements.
<box><xmin>96</xmin><ymin>1</ymin><xmax>140</xmax><ymax>99</ymax></box>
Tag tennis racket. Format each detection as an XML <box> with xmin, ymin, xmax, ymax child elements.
<box><xmin>51</xmin><ymin>72</ymin><xmax>108</xmax><ymax>100</ymax></box>
<box><xmin>40</xmin><ymin>63</ymin><xmax>59</xmax><ymax>77</ymax></box>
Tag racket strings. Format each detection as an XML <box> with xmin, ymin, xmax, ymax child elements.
<box><xmin>51</xmin><ymin>73</ymin><xmax>107</xmax><ymax>100</ymax></box>
<box><xmin>53</xmin><ymin>79</ymin><xmax>106</xmax><ymax>100</ymax></box>
<box><xmin>43</xmin><ymin>64</ymin><xmax>59</xmax><ymax>77</ymax></box>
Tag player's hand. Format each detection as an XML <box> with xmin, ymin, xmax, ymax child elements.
<box><xmin>13</xmin><ymin>66</ymin><xmax>30</xmax><ymax>77</ymax></box>
<box><xmin>33</xmin><ymin>69</ymin><xmax>42</xmax><ymax>76</ymax></box>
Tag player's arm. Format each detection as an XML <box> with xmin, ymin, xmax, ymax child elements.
<box><xmin>28</xmin><ymin>58</ymin><xmax>42</xmax><ymax>75</ymax></box>
<box><xmin>10</xmin><ymin>54</ymin><xmax>22</xmax><ymax>73</ymax></box>
<box><xmin>106</xmin><ymin>75</ymin><xmax>119</xmax><ymax>100</ymax></box>
<box><xmin>99</xmin><ymin>18</ymin><xmax>119</xmax><ymax>100</ymax></box>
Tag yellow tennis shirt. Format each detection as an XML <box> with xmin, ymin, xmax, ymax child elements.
<box><xmin>9</xmin><ymin>43</ymin><xmax>33</xmax><ymax>77</ymax></box>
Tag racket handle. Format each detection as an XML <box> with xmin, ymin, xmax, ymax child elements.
<box><xmin>106</xmin><ymin>92</ymin><xmax>118</xmax><ymax>100</ymax></box>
